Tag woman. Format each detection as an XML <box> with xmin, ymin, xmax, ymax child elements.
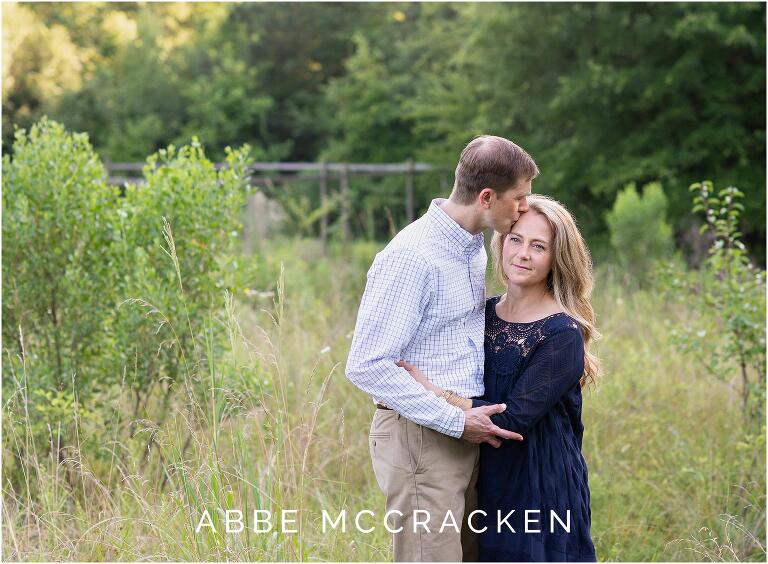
<box><xmin>402</xmin><ymin>194</ymin><xmax>600</xmax><ymax>562</ymax></box>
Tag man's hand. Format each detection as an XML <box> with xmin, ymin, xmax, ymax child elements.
<box><xmin>462</xmin><ymin>403</ymin><xmax>523</xmax><ymax>448</ymax></box>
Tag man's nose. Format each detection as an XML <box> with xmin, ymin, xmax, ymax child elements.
<box><xmin>518</xmin><ymin>197</ymin><xmax>529</xmax><ymax>212</ymax></box>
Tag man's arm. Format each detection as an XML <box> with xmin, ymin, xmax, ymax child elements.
<box><xmin>345</xmin><ymin>249</ymin><xmax>467</xmax><ymax>437</ymax></box>
<box><xmin>396</xmin><ymin>360</ymin><xmax>524</xmax><ymax>447</ymax></box>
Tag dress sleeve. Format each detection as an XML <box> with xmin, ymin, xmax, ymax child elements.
<box><xmin>481</xmin><ymin>325</ymin><xmax>584</xmax><ymax>435</ymax></box>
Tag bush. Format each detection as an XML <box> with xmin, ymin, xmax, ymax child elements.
<box><xmin>605</xmin><ymin>182</ymin><xmax>675</xmax><ymax>286</ymax></box>
<box><xmin>109</xmin><ymin>140</ymin><xmax>252</xmax><ymax>418</ymax></box>
<box><xmin>2</xmin><ymin>120</ymin><xmax>254</xmax><ymax>458</ymax></box>
<box><xmin>658</xmin><ymin>181</ymin><xmax>766</xmax><ymax>430</ymax></box>
<box><xmin>2</xmin><ymin>118</ymin><xmax>121</xmax><ymax>395</ymax></box>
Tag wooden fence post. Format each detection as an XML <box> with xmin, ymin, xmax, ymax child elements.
<box><xmin>405</xmin><ymin>159</ymin><xmax>414</xmax><ymax>224</ymax></box>
<box><xmin>320</xmin><ymin>161</ymin><xmax>328</xmax><ymax>250</ymax></box>
<box><xmin>340</xmin><ymin>164</ymin><xmax>350</xmax><ymax>241</ymax></box>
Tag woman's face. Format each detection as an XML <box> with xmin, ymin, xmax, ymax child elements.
<box><xmin>501</xmin><ymin>210</ymin><xmax>554</xmax><ymax>289</ymax></box>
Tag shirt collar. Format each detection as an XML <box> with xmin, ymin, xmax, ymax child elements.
<box><xmin>427</xmin><ymin>198</ymin><xmax>485</xmax><ymax>256</ymax></box>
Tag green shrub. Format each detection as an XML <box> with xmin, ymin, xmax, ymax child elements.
<box><xmin>109</xmin><ymin>140</ymin><xmax>252</xmax><ymax>417</ymax></box>
<box><xmin>2</xmin><ymin>118</ymin><xmax>121</xmax><ymax>395</ymax></box>
<box><xmin>2</xmin><ymin>120</ymin><xmax>254</xmax><ymax>459</ymax></box>
<box><xmin>658</xmin><ymin>182</ymin><xmax>766</xmax><ymax>430</ymax></box>
<box><xmin>605</xmin><ymin>182</ymin><xmax>675</xmax><ymax>286</ymax></box>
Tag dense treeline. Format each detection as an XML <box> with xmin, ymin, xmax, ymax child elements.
<box><xmin>3</xmin><ymin>2</ymin><xmax>765</xmax><ymax>256</ymax></box>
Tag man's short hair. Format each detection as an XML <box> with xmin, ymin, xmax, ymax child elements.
<box><xmin>453</xmin><ymin>135</ymin><xmax>539</xmax><ymax>205</ymax></box>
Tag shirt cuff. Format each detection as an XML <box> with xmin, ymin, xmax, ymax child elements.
<box><xmin>435</xmin><ymin>404</ymin><xmax>465</xmax><ymax>438</ymax></box>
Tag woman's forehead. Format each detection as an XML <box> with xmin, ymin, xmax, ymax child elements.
<box><xmin>510</xmin><ymin>211</ymin><xmax>551</xmax><ymax>238</ymax></box>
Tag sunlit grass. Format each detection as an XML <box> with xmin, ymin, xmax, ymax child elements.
<box><xmin>2</xmin><ymin>237</ymin><xmax>765</xmax><ymax>561</ymax></box>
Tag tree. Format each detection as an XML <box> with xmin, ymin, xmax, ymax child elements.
<box><xmin>1</xmin><ymin>4</ymin><xmax>88</xmax><ymax>152</ymax></box>
<box><xmin>224</xmin><ymin>2</ymin><xmax>384</xmax><ymax>160</ymax></box>
<box><xmin>441</xmin><ymin>3</ymin><xmax>765</xmax><ymax>255</ymax></box>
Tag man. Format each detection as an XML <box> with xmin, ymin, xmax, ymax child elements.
<box><xmin>346</xmin><ymin>135</ymin><xmax>539</xmax><ymax>562</ymax></box>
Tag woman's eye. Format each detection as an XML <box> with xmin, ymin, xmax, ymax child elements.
<box><xmin>534</xmin><ymin>244</ymin><xmax>545</xmax><ymax>251</ymax></box>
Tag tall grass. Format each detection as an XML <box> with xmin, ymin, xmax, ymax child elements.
<box><xmin>2</xmin><ymin>237</ymin><xmax>765</xmax><ymax>561</ymax></box>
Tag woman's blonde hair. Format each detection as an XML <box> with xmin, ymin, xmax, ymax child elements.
<box><xmin>491</xmin><ymin>194</ymin><xmax>601</xmax><ymax>388</ymax></box>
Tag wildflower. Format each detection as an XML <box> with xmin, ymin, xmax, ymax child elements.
<box><xmin>320</xmin><ymin>346</ymin><xmax>331</xmax><ymax>355</ymax></box>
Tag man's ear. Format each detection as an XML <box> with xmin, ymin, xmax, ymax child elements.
<box><xmin>478</xmin><ymin>188</ymin><xmax>494</xmax><ymax>208</ymax></box>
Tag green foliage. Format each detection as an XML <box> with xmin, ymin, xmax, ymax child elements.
<box><xmin>2</xmin><ymin>118</ymin><xmax>120</xmax><ymax>393</ymax></box>
<box><xmin>1</xmin><ymin>4</ymin><xmax>88</xmax><ymax>152</ymax></box>
<box><xmin>468</xmin><ymin>3</ymin><xmax>765</xmax><ymax>250</ymax></box>
<box><xmin>605</xmin><ymin>182</ymin><xmax>675</xmax><ymax>286</ymax></box>
<box><xmin>223</xmin><ymin>3</ymin><xmax>384</xmax><ymax>160</ymax></box>
<box><xmin>270</xmin><ymin>189</ymin><xmax>340</xmax><ymax>239</ymax></box>
<box><xmin>109</xmin><ymin>139</ymin><xmax>253</xmax><ymax>406</ymax></box>
<box><xmin>2</xmin><ymin>237</ymin><xmax>765</xmax><ymax>561</ymax></box>
<box><xmin>585</xmin><ymin>271</ymin><xmax>765</xmax><ymax>561</ymax></box>
<box><xmin>322</xmin><ymin>3</ymin><xmax>766</xmax><ymax>249</ymax></box>
<box><xmin>34</xmin><ymin>4</ymin><xmax>282</xmax><ymax>163</ymax></box>
<box><xmin>173</xmin><ymin>48</ymin><xmax>272</xmax><ymax>154</ymax></box>
<box><xmin>3</xmin><ymin>120</ymin><xmax>254</xmax><ymax>461</ymax></box>
<box><xmin>2</xmin><ymin>3</ymin><xmax>765</xmax><ymax>248</ymax></box>
<box><xmin>658</xmin><ymin>181</ymin><xmax>766</xmax><ymax>428</ymax></box>
<box><xmin>323</xmin><ymin>33</ymin><xmax>420</xmax><ymax>163</ymax></box>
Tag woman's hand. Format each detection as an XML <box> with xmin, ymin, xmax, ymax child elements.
<box><xmin>396</xmin><ymin>360</ymin><xmax>442</xmax><ymax>395</ymax></box>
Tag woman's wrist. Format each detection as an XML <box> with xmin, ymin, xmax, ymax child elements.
<box><xmin>429</xmin><ymin>384</ymin><xmax>444</xmax><ymax>396</ymax></box>
<box><xmin>449</xmin><ymin>395</ymin><xmax>473</xmax><ymax>411</ymax></box>
<box><xmin>437</xmin><ymin>389</ymin><xmax>472</xmax><ymax>411</ymax></box>
<box><xmin>428</xmin><ymin>385</ymin><xmax>473</xmax><ymax>411</ymax></box>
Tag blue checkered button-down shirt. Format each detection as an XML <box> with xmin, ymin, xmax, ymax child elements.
<box><xmin>345</xmin><ymin>198</ymin><xmax>486</xmax><ymax>438</ymax></box>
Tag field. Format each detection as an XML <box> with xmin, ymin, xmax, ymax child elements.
<box><xmin>4</xmin><ymin>3</ymin><xmax>765</xmax><ymax>560</ymax></box>
<box><xmin>2</xmin><ymin>237</ymin><xmax>765</xmax><ymax>561</ymax></box>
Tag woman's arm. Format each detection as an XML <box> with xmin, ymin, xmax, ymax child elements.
<box><xmin>397</xmin><ymin>361</ymin><xmax>474</xmax><ymax>411</ymax></box>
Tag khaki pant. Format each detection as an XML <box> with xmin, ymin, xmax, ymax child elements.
<box><xmin>369</xmin><ymin>409</ymin><xmax>480</xmax><ymax>562</ymax></box>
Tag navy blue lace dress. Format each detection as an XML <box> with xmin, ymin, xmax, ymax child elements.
<box><xmin>471</xmin><ymin>296</ymin><xmax>596</xmax><ymax>562</ymax></box>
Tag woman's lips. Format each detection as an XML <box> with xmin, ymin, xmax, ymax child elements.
<box><xmin>513</xmin><ymin>264</ymin><xmax>531</xmax><ymax>271</ymax></box>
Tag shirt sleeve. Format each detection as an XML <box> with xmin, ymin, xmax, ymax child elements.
<box><xmin>345</xmin><ymin>248</ymin><xmax>465</xmax><ymax>438</ymax></box>
<box><xmin>473</xmin><ymin>325</ymin><xmax>584</xmax><ymax>435</ymax></box>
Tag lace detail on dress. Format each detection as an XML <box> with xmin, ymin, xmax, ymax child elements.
<box><xmin>485</xmin><ymin>296</ymin><xmax>576</xmax><ymax>357</ymax></box>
